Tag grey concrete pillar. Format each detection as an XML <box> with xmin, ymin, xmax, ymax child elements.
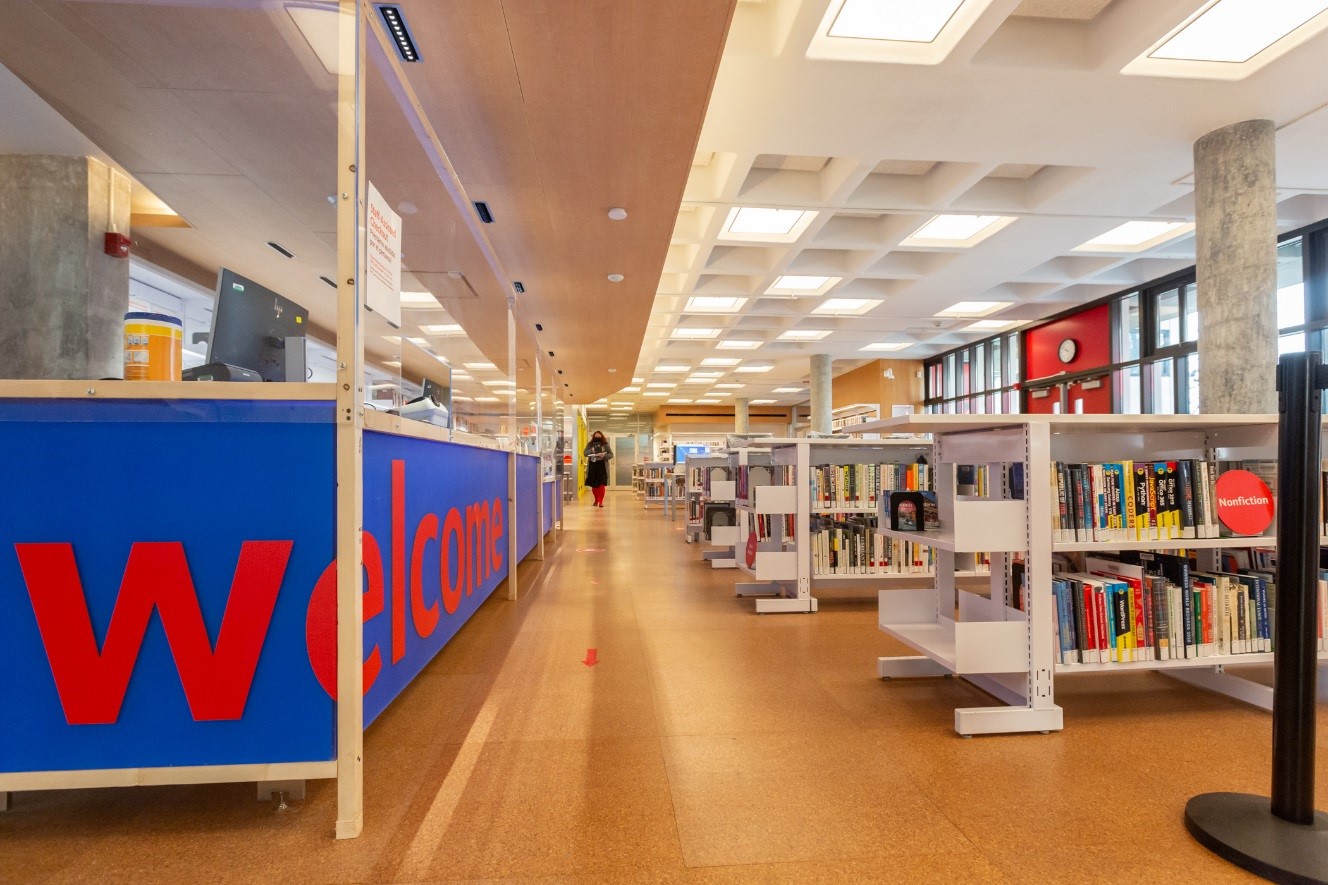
<box><xmin>810</xmin><ymin>353</ymin><xmax>832</xmax><ymax>435</ymax></box>
<box><xmin>0</xmin><ymin>155</ymin><xmax>130</xmax><ymax>380</ymax></box>
<box><xmin>734</xmin><ymin>397</ymin><xmax>749</xmax><ymax>433</ymax></box>
<box><xmin>1194</xmin><ymin>120</ymin><xmax>1278</xmax><ymax>414</ymax></box>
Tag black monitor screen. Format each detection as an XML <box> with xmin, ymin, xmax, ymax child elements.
<box><xmin>208</xmin><ymin>269</ymin><xmax>308</xmax><ymax>381</ymax></box>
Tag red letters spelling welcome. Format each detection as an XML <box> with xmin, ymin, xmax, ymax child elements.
<box><xmin>15</xmin><ymin>459</ymin><xmax>504</xmax><ymax>724</ymax></box>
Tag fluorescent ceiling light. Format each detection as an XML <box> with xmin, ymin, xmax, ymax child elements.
<box><xmin>935</xmin><ymin>301</ymin><xmax>1011</xmax><ymax>318</ymax></box>
<box><xmin>696</xmin><ymin>398</ymin><xmax>721</xmax><ymax>404</ymax></box>
<box><xmin>773</xmin><ymin>387</ymin><xmax>804</xmax><ymax>393</ymax></box>
<box><xmin>645</xmin><ymin>382</ymin><xmax>676</xmax><ymax>388</ymax></box>
<box><xmin>451</xmin><ymin>395</ymin><xmax>473</xmax><ymax>402</ymax></box>
<box><xmin>671</xmin><ymin>328</ymin><xmax>720</xmax><ymax>340</ymax></box>
<box><xmin>584</xmin><ymin>404</ymin><xmax>608</xmax><ymax>410</ymax></box>
<box><xmin>666</xmin><ymin>398</ymin><xmax>693</xmax><ymax>404</ymax></box>
<box><xmin>1075</xmin><ymin>221</ymin><xmax>1194</xmax><ymax>252</ymax></box>
<box><xmin>777</xmin><ymin>329</ymin><xmax>831</xmax><ymax>341</ymax></box>
<box><xmin>861</xmin><ymin>342</ymin><xmax>910</xmax><ymax>352</ymax></box>
<box><xmin>963</xmin><ymin>320</ymin><xmax>1019</xmax><ymax>332</ymax></box>
<box><xmin>632</xmin><ymin>377</ymin><xmax>644</xmax><ymax>383</ymax></box>
<box><xmin>475</xmin><ymin>396</ymin><xmax>501</xmax><ymax>403</ymax></box>
<box><xmin>483</xmin><ymin>380</ymin><xmax>516</xmax><ymax>387</ymax></box>
<box><xmin>690</xmin><ymin>370</ymin><xmax>724</xmax><ymax>377</ymax></box>
<box><xmin>766</xmin><ymin>275</ymin><xmax>841</xmax><ymax>297</ymax></box>
<box><xmin>405</xmin><ymin>336</ymin><xmax>429</xmax><ymax>346</ymax></box>
<box><xmin>708</xmin><ymin>391</ymin><xmax>732</xmax><ymax>397</ymax></box>
<box><xmin>682</xmin><ymin>376</ymin><xmax>714</xmax><ymax>384</ymax></box>
<box><xmin>685</xmin><ymin>296</ymin><xmax>748</xmax><ymax>313</ymax></box>
<box><xmin>902</xmin><ymin>214</ymin><xmax>1016</xmax><ymax>247</ymax></box>
<box><xmin>828</xmin><ymin>0</ymin><xmax>964</xmax><ymax>43</ymax></box>
<box><xmin>719</xmin><ymin>207</ymin><xmax>817</xmax><ymax>243</ymax></box>
<box><xmin>751</xmin><ymin>399</ymin><xmax>777</xmax><ymax>405</ymax></box>
<box><xmin>654</xmin><ymin>364</ymin><xmax>690</xmax><ymax>373</ymax></box>
<box><xmin>813</xmin><ymin>298</ymin><xmax>880</xmax><ymax>315</ymax></box>
<box><xmin>643</xmin><ymin>391</ymin><xmax>671</xmax><ymax>397</ymax></box>
<box><xmin>420</xmin><ymin>323</ymin><xmax>464</xmax><ymax>336</ymax></box>
<box><xmin>400</xmin><ymin>290</ymin><xmax>440</xmax><ymax>307</ymax></box>
<box><xmin>620</xmin><ymin>386</ymin><xmax>641</xmax><ymax>393</ymax></box>
<box><xmin>735</xmin><ymin>364</ymin><xmax>773</xmax><ymax>373</ymax></box>
<box><xmin>1151</xmin><ymin>0</ymin><xmax>1328</xmax><ymax>63</ymax></box>
<box><xmin>700</xmin><ymin>357</ymin><xmax>741</xmax><ymax>367</ymax></box>
<box><xmin>714</xmin><ymin>383</ymin><xmax>745</xmax><ymax>389</ymax></box>
<box><xmin>465</xmin><ymin>361</ymin><xmax>497</xmax><ymax>371</ymax></box>
<box><xmin>717</xmin><ymin>339</ymin><xmax>761</xmax><ymax>350</ymax></box>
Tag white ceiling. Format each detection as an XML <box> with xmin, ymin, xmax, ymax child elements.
<box><xmin>614</xmin><ymin>0</ymin><xmax>1328</xmax><ymax>412</ymax></box>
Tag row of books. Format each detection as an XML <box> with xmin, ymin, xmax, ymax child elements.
<box><xmin>955</xmin><ymin>463</ymin><xmax>1026</xmax><ymax>500</ymax></box>
<box><xmin>809</xmin><ymin>462</ymin><xmax>932</xmax><ymax>511</ymax></box>
<box><xmin>686</xmin><ymin>465</ymin><xmax>731</xmax><ymax>496</ymax></box>
<box><xmin>1050</xmin><ymin>553</ymin><xmax>1326</xmax><ymax>665</ymax></box>
<box><xmin>1050</xmin><ymin>459</ymin><xmax>1273</xmax><ymax>543</ymax></box>
<box><xmin>744</xmin><ymin>511</ymin><xmax>796</xmax><ymax>542</ymax></box>
<box><xmin>809</xmin><ymin>516</ymin><xmax>938</xmax><ymax>575</ymax></box>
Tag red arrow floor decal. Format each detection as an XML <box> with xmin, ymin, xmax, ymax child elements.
<box><xmin>582</xmin><ymin>648</ymin><xmax>599</xmax><ymax>667</ymax></box>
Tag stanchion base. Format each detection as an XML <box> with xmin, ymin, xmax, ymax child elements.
<box><xmin>1185</xmin><ymin>792</ymin><xmax>1328</xmax><ymax>885</ymax></box>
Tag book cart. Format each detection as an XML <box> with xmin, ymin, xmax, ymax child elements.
<box><xmin>850</xmin><ymin>413</ymin><xmax>1328</xmax><ymax>737</ymax></box>
<box><xmin>733</xmin><ymin>437</ymin><xmax>975</xmax><ymax>614</ymax></box>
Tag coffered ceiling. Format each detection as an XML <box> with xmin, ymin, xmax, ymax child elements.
<box><xmin>608</xmin><ymin>0</ymin><xmax>1328</xmax><ymax>414</ymax></box>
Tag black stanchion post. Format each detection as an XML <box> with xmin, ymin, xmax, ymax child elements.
<box><xmin>1184</xmin><ymin>351</ymin><xmax>1328</xmax><ymax>885</ymax></box>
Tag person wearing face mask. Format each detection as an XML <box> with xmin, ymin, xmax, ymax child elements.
<box><xmin>583</xmin><ymin>431</ymin><xmax>613</xmax><ymax>508</ymax></box>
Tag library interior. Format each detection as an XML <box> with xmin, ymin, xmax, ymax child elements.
<box><xmin>4</xmin><ymin>0</ymin><xmax>1328</xmax><ymax>883</ymax></box>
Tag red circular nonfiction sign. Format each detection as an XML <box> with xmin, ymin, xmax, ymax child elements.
<box><xmin>745</xmin><ymin>532</ymin><xmax>758</xmax><ymax>569</ymax></box>
<box><xmin>1214</xmin><ymin>469</ymin><xmax>1275</xmax><ymax>536</ymax></box>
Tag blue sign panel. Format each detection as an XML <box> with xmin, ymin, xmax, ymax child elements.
<box><xmin>0</xmin><ymin>399</ymin><xmax>336</xmax><ymax>772</ymax></box>
<box><xmin>517</xmin><ymin>455</ymin><xmax>539</xmax><ymax>561</ymax></box>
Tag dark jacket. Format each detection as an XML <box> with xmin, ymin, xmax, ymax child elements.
<box><xmin>584</xmin><ymin>439</ymin><xmax>613</xmax><ymax>487</ymax></box>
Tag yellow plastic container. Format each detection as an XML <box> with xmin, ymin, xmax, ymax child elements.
<box><xmin>123</xmin><ymin>312</ymin><xmax>183</xmax><ymax>381</ymax></box>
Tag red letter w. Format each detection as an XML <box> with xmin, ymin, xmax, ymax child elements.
<box><xmin>15</xmin><ymin>541</ymin><xmax>291</xmax><ymax>725</ymax></box>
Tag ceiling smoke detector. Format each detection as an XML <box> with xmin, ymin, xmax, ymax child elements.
<box><xmin>608</xmin><ymin>207</ymin><xmax>628</xmax><ymax>220</ymax></box>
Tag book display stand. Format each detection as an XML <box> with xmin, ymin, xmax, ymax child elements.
<box><xmin>1185</xmin><ymin>352</ymin><xmax>1328</xmax><ymax>885</ymax></box>
<box><xmin>848</xmin><ymin>411</ymin><xmax>1328</xmax><ymax>738</ymax></box>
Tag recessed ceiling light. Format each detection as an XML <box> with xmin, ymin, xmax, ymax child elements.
<box><xmin>621</xmin><ymin>386</ymin><xmax>641</xmax><ymax>393</ymax></box>
<box><xmin>690</xmin><ymin>370</ymin><xmax>724</xmax><ymax>377</ymax></box>
<box><xmin>695</xmin><ymin>398</ymin><xmax>721</xmax><ymax>404</ymax></box>
<box><xmin>735</xmin><ymin>364</ymin><xmax>774</xmax><ymax>373</ymax></box>
<box><xmin>654</xmin><ymin>364</ymin><xmax>690</xmax><ymax>373</ymax></box>
<box><xmin>717</xmin><ymin>339</ymin><xmax>762</xmax><ymax>350</ymax></box>
<box><xmin>902</xmin><ymin>214</ymin><xmax>1016</xmax><ymax>247</ymax></box>
<box><xmin>607</xmin><ymin>273</ymin><xmax>624</xmax><ymax>283</ymax></box>
<box><xmin>812</xmin><ymin>298</ymin><xmax>881</xmax><ymax>315</ymax></box>
<box><xmin>700</xmin><ymin>357</ymin><xmax>741</xmax><ymax>367</ymax></box>
<box><xmin>935</xmin><ymin>301</ymin><xmax>1012</xmax><ymax>318</ymax></box>
<box><xmin>632</xmin><ymin>376</ymin><xmax>644</xmax><ymax>383</ymax></box>
<box><xmin>1074</xmin><ymin>221</ymin><xmax>1194</xmax><ymax>252</ymax></box>
<box><xmin>376</xmin><ymin>4</ymin><xmax>422</xmax><ymax>62</ymax></box>
<box><xmin>643</xmin><ymin>391</ymin><xmax>670</xmax><ymax>397</ymax></box>
<box><xmin>475</xmin><ymin>396</ymin><xmax>500</xmax><ymax>403</ymax></box>
<box><xmin>828</xmin><ymin>0</ymin><xmax>964</xmax><ymax>43</ymax></box>
<box><xmin>719</xmin><ymin>207</ymin><xmax>818</xmax><ymax>243</ymax></box>
<box><xmin>708</xmin><ymin>391</ymin><xmax>732</xmax><ymax>397</ymax></box>
<box><xmin>714</xmin><ymin>383</ymin><xmax>745</xmax><ymax>389</ymax></box>
<box><xmin>405</xmin><ymin>336</ymin><xmax>429</xmax><ymax>346</ymax></box>
<box><xmin>751</xmin><ymin>399</ymin><xmax>776</xmax><ymax>405</ymax></box>
<box><xmin>685</xmin><ymin>296</ymin><xmax>748</xmax><ymax>313</ymax></box>
<box><xmin>765</xmin><ymin>275</ymin><xmax>842</xmax><ymax>297</ymax></box>
<box><xmin>465</xmin><ymin>361</ymin><xmax>497</xmax><ymax>371</ymax></box>
<box><xmin>682</xmin><ymin>376</ymin><xmax>714</xmax><ymax>384</ymax></box>
<box><xmin>420</xmin><ymin>323</ymin><xmax>464</xmax><ymax>336</ymax></box>
<box><xmin>666</xmin><ymin>398</ymin><xmax>693</xmax><ymax>404</ymax></box>
<box><xmin>861</xmin><ymin>342</ymin><xmax>910</xmax><ymax>352</ymax></box>
<box><xmin>773</xmin><ymin>387</ymin><xmax>804</xmax><ymax>393</ymax></box>
<box><xmin>963</xmin><ymin>319</ymin><xmax>1019</xmax><ymax>332</ymax></box>
<box><xmin>671</xmin><ymin>328</ymin><xmax>720</xmax><ymax>340</ymax></box>
<box><xmin>483</xmin><ymin>380</ymin><xmax>516</xmax><ymax>387</ymax></box>
<box><xmin>646</xmin><ymin>382</ymin><xmax>676</xmax><ymax>388</ymax></box>
<box><xmin>1151</xmin><ymin>0</ymin><xmax>1328</xmax><ymax>64</ymax></box>
<box><xmin>400</xmin><ymin>291</ymin><xmax>440</xmax><ymax>307</ymax></box>
<box><xmin>777</xmin><ymin>329</ymin><xmax>831</xmax><ymax>341</ymax></box>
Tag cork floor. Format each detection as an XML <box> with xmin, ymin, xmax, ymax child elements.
<box><xmin>4</xmin><ymin>489</ymin><xmax>1326</xmax><ymax>884</ymax></box>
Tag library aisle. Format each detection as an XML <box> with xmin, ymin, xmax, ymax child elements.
<box><xmin>4</xmin><ymin>493</ymin><xmax>1325</xmax><ymax>884</ymax></box>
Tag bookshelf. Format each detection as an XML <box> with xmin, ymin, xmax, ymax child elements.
<box><xmin>640</xmin><ymin>461</ymin><xmax>673</xmax><ymax>508</ymax></box>
<box><xmin>683</xmin><ymin>452</ymin><xmax>737</xmax><ymax>549</ymax></box>
<box><xmin>848</xmin><ymin>412</ymin><xmax>1328</xmax><ymax>736</ymax></box>
<box><xmin>631</xmin><ymin>464</ymin><xmax>645</xmax><ymax>496</ymax></box>
<box><xmin>729</xmin><ymin>437</ymin><xmax>973</xmax><ymax>614</ymax></box>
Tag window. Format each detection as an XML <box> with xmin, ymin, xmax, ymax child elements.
<box><xmin>924</xmin><ymin>332</ymin><xmax>1023</xmax><ymax>414</ymax></box>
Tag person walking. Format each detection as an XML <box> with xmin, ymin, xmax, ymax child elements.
<box><xmin>584</xmin><ymin>431</ymin><xmax>613</xmax><ymax>508</ymax></box>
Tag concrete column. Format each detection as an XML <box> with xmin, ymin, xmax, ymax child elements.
<box><xmin>0</xmin><ymin>155</ymin><xmax>130</xmax><ymax>380</ymax></box>
<box><xmin>810</xmin><ymin>353</ymin><xmax>832</xmax><ymax>434</ymax></box>
<box><xmin>734</xmin><ymin>397</ymin><xmax>749</xmax><ymax>433</ymax></box>
<box><xmin>1194</xmin><ymin>120</ymin><xmax>1278</xmax><ymax>414</ymax></box>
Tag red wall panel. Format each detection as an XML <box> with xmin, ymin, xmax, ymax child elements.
<box><xmin>1022</xmin><ymin>303</ymin><xmax>1111</xmax><ymax>382</ymax></box>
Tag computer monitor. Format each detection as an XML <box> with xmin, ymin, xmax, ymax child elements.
<box><xmin>207</xmin><ymin>269</ymin><xmax>308</xmax><ymax>381</ymax></box>
<box><xmin>420</xmin><ymin>377</ymin><xmax>450</xmax><ymax>407</ymax></box>
<box><xmin>675</xmin><ymin>443</ymin><xmax>709</xmax><ymax>464</ymax></box>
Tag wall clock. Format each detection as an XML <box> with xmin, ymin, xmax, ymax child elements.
<box><xmin>1058</xmin><ymin>338</ymin><xmax>1078</xmax><ymax>364</ymax></box>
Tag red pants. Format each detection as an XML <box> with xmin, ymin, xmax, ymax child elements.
<box><xmin>592</xmin><ymin>485</ymin><xmax>606</xmax><ymax>506</ymax></box>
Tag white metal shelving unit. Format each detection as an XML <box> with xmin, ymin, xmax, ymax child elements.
<box><xmin>728</xmin><ymin>437</ymin><xmax>970</xmax><ymax>614</ymax></box>
<box><xmin>847</xmin><ymin>412</ymin><xmax>1328</xmax><ymax>737</ymax></box>
<box><xmin>640</xmin><ymin>461</ymin><xmax>672</xmax><ymax>508</ymax></box>
<box><xmin>683</xmin><ymin>453</ymin><xmax>739</xmax><ymax>566</ymax></box>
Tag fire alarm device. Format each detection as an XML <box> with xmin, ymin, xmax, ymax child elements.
<box><xmin>1057</xmin><ymin>338</ymin><xmax>1078</xmax><ymax>364</ymax></box>
<box><xmin>104</xmin><ymin>232</ymin><xmax>131</xmax><ymax>258</ymax></box>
